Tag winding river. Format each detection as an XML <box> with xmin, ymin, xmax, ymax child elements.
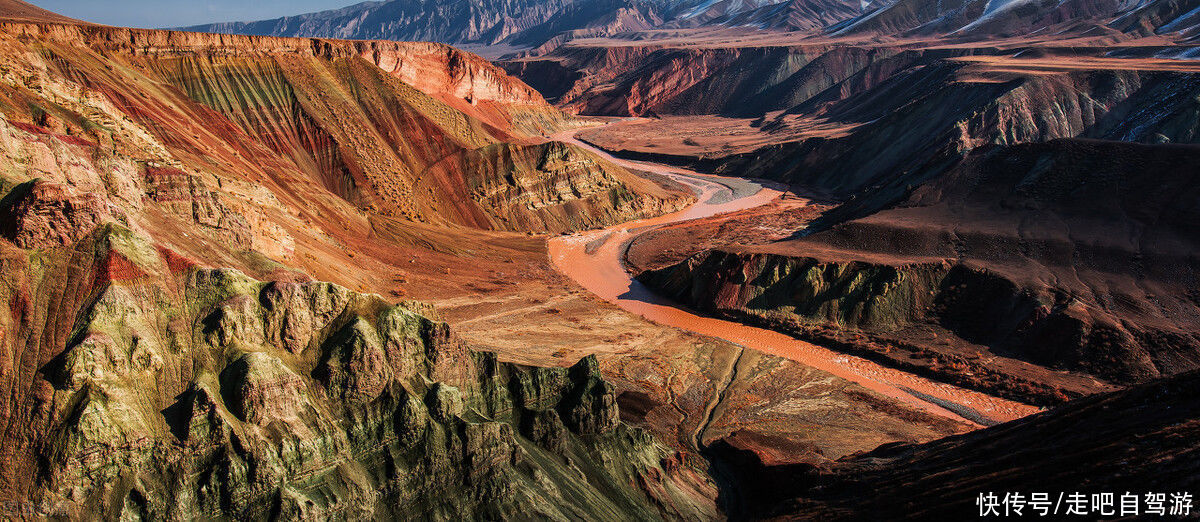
<box><xmin>548</xmin><ymin>127</ymin><xmax>1041</xmax><ymax>426</ymax></box>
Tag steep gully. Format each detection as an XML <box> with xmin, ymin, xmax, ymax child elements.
<box><xmin>548</xmin><ymin>122</ymin><xmax>1041</xmax><ymax>429</ymax></box>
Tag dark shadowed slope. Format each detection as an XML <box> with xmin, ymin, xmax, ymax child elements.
<box><xmin>711</xmin><ymin>368</ymin><xmax>1200</xmax><ymax>519</ymax></box>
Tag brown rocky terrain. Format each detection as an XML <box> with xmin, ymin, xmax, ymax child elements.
<box><xmin>10</xmin><ymin>0</ymin><xmax>1200</xmax><ymax>518</ymax></box>
<box><xmin>0</xmin><ymin>6</ymin><xmax>742</xmax><ymax>517</ymax></box>
<box><xmin>4</xmin><ymin>240</ymin><xmax>716</xmax><ymax>517</ymax></box>
<box><xmin>0</xmin><ymin>2</ymin><xmax>1018</xmax><ymax>518</ymax></box>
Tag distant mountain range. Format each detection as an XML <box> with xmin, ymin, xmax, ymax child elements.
<box><xmin>183</xmin><ymin>0</ymin><xmax>671</xmax><ymax>47</ymax></box>
<box><xmin>179</xmin><ymin>0</ymin><xmax>884</xmax><ymax>48</ymax></box>
<box><xmin>181</xmin><ymin>0</ymin><xmax>1200</xmax><ymax>48</ymax></box>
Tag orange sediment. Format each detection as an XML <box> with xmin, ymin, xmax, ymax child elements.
<box><xmin>549</xmin><ymin>128</ymin><xmax>1042</xmax><ymax>427</ymax></box>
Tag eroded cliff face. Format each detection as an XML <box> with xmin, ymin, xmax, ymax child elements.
<box><xmin>0</xmin><ymin>224</ymin><xmax>714</xmax><ymax>518</ymax></box>
<box><xmin>502</xmin><ymin>44</ymin><xmax>897</xmax><ymax>117</ymax></box>
<box><xmin>450</xmin><ymin>141</ymin><xmax>684</xmax><ymax>231</ymax></box>
<box><xmin>0</xmin><ymin>21</ymin><xmax>685</xmax><ymax>235</ymax></box>
<box><xmin>641</xmin><ymin>250</ymin><xmax>1169</xmax><ymax>395</ymax></box>
<box><xmin>0</xmin><ymin>18</ymin><xmax>710</xmax><ymax>519</ymax></box>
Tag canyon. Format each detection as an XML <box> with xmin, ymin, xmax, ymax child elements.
<box><xmin>502</xmin><ymin>33</ymin><xmax>1200</xmax><ymax>409</ymax></box>
<box><xmin>494</xmin><ymin>4</ymin><xmax>1200</xmax><ymax>517</ymax></box>
<box><xmin>3</xmin><ymin>0</ymin><xmax>1200</xmax><ymax>519</ymax></box>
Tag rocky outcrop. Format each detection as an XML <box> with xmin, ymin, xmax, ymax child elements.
<box><xmin>0</xmin><ymin>180</ymin><xmax>117</xmax><ymax>249</ymax></box>
<box><xmin>1</xmin><ymin>21</ymin><xmax>551</xmax><ymax>109</ymax></box>
<box><xmin>143</xmin><ymin>167</ymin><xmax>253</xmax><ymax>249</ymax></box>
<box><xmin>357</xmin><ymin>41</ymin><xmax>548</xmax><ymax>106</ymax></box>
<box><xmin>1</xmin><ymin>225</ymin><xmax>716</xmax><ymax>519</ymax></box>
<box><xmin>450</xmin><ymin>140</ymin><xmax>689</xmax><ymax>231</ymax></box>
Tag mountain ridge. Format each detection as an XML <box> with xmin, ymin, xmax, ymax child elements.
<box><xmin>178</xmin><ymin>0</ymin><xmax>1200</xmax><ymax>51</ymax></box>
